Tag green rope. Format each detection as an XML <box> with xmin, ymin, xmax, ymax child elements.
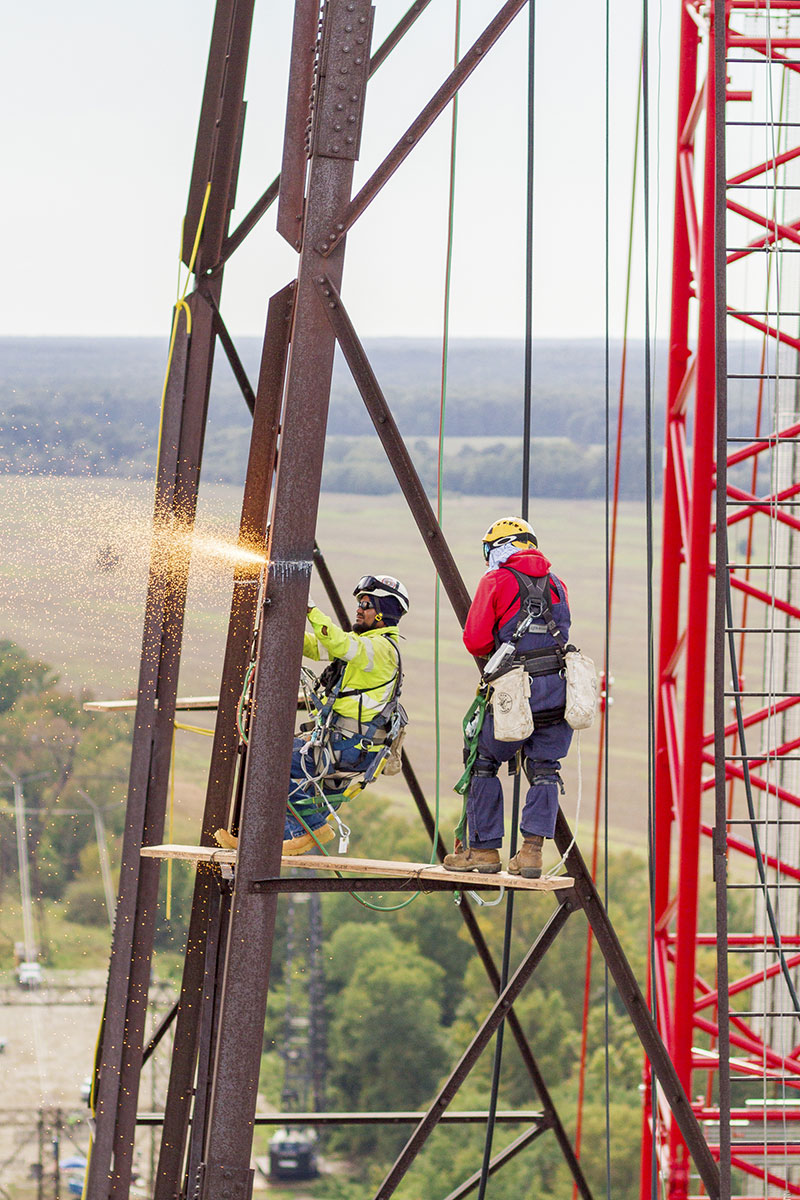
<box><xmin>290</xmin><ymin>0</ymin><xmax>464</xmax><ymax>912</ymax></box>
<box><xmin>436</xmin><ymin>0</ymin><xmax>461</xmax><ymax>855</ymax></box>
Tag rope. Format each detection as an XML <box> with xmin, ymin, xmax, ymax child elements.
<box><xmin>435</xmin><ymin>0</ymin><xmax>461</xmax><ymax>860</ymax></box>
<box><xmin>641</xmin><ymin>3</ymin><xmax>661</xmax><ymax>1194</ymax></box>
<box><xmin>602</xmin><ymin>5</ymin><xmax>613</xmax><ymax>1196</ymax></box>
<box><xmin>174</xmin><ymin>722</ymin><xmax>214</xmax><ymax>737</ymax></box>
<box><xmin>476</xmin><ymin>6</ymin><xmax>535</xmax><ymax>1195</ymax></box>
<box><xmin>155</xmin><ymin>182</ymin><xmax>212</xmax><ymax>468</ymax></box>
<box><xmin>166</xmin><ymin>729</ymin><xmax>176</xmax><ymax>920</ymax></box>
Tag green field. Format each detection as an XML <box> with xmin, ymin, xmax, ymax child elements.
<box><xmin>0</xmin><ymin>476</ymin><xmax>664</xmax><ymax>848</ymax></box>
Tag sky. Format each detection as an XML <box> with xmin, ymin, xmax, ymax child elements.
<box><xmin>2</xmin><ymin>1</ymin><xmax>680</xmax><ymax>341</ymax></box>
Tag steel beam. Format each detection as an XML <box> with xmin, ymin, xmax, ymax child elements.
<box><xmin>442</xmin><ymin>1122</ymin><xmax>551</xmax><ymax>1200</ymax></box>
<box><xmin>154</xmin><ymin>282</ymin><xmax>294</xmax><ymax>1200</ymax></box>
<box><xmin>184</xmin><ymin>0</ymin><xmax>256</xmax><ymax>270</ymax></box>
<box><xmin>319</xmin><ymin>0</ymin><xmax>530</xmax><ymax>256</ymax></box>
<box><xmin>553</xmin><ymin>811</ymin><xmax>720</xmax><ymax>1199</ymax></box>
<box><xmin>87</xmin><ymin>4</ymin><xmax>258</xmax><ymax>1190</ymax></box>
<box><xmin>196</xmin><ymin>6</ymin><xmax>375</xmax><ymax>1191</ymax></box>
<box><xmin>373</xmin><ymin>892</ymin><xmax>577</xmax><ymax>1199</ymax></box>
<box><xmin>315</xmin><ymin>274</ymin><xmax>471</xmax><ymax>624</ymax></box>
<box><xmin>218</xmin><ymin>0</ymin><xmax>434</xmax><ymax>264</ymax></box>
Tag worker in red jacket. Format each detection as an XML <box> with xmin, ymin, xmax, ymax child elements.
<box><xmin>444</xmin><ymin>517</ymin><xmax>572</xmax><ymax>879</ymax></box>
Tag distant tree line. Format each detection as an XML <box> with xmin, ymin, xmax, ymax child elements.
<box><xmin>0</xmin><ymin>335</ymin><xmax>766</xmax><ymax>498</ymax></box>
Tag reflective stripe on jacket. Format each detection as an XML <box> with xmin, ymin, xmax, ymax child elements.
<box><xmin>303</xmin><ymin>606</ymin><xmax>400</xmax><ymax>725</ymax></box>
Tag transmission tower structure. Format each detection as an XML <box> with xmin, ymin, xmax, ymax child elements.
<box><xmin>278</xmin><ymin>888</ymin><xmax>326</xmax><ymax>1116</ymax></box>
<box><xmin>652</xmin><ymin>1</ymin><xmax>800</xmax><ymax>1196</ymax></box>
<box><xmin>82</xmin><ymin>4</ymin><xmax>730</xmax><ymax>1200</ymax></box>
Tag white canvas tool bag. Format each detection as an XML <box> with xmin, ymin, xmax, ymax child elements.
<box><xmin>563</xmin><ymin>649</ymin><xmax>598</xmax><ymax>731</ymax></box>
<box><xmin>491</xmin><ymin>666</ymin><xmax>534</xmax><ymax>741</ymax></box>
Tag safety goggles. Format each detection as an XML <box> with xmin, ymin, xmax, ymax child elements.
<box><xmin>356</xmin><ymin>598</ymin><xmax>375</xmax><ymax>610</ymax></box>
<box><xmin>353</xmin><ymin>575</ymin><xmax>387</xmax><ymax>596</ymax></box>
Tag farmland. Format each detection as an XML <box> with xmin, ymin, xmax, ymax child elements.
<box><xmin>0</xmin><ymin>475</ymin><xmax>668</xmax><ymax>847</ymax></box>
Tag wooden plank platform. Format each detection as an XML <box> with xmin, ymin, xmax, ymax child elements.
<box><xmin>84</xmin><ymin>695</ymin><xmax>219</xmax><ymax>712</ymax></box>
<box><xmin>141</xmin><ymin>844</ymin><xmax>573</xmax><ymax>892</ymax></box>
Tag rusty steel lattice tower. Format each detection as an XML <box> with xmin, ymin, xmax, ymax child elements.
<box><xmin>84</xmin><ymin>4</ymin><xmax>724</xmax><ymax>1200</ymax></box>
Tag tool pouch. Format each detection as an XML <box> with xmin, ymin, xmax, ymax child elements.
<box><xmin>383</xmin><ymin>726</ymin><xmax>407</xmax><ymax>776</ymax></box>
<box><xmin>563</xmin><ymin>649</ymin><xmax>599</xmax><ymax>730</ymax></box>
<box><xmin>491</xmin><ymin>666</ymin><xmax>534</xmax><ymax>742</ymax></box>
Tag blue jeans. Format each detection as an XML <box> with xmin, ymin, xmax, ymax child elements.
<box><xmin>284</xmin><ymin>733</ymin><xmax>379</xmax><ymax>839</ymax></box>
<box><xmin>466</xmin><ymin>708</ymin><xmax>573</xmax><ymax>848</ymax></box>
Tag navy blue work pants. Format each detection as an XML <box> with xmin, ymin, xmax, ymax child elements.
<box><xmin>467</xmin><ymin>710</ymin><xmax>572</xmax><ymax>848</ymax></box>
<box><xmin>284</xmin><ymin>734</ymin><xmax>377</xmax><ymax>839</ymax></box>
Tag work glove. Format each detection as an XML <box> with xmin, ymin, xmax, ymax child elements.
<box><xmin>307</xmin><ymin>598</ymin><xmax>316</xmax><ymax>613</ymax></box>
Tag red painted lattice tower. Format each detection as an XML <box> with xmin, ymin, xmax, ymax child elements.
<box><xmin>650</xmin><ymin>1</ymin><xmax>800</xmax><ymax>1196</ymax></box>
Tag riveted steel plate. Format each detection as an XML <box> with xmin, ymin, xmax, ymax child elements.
<box><xmin>313</xmin><ymin>0</ymin><xmax>374</xmax><ymax>161</ymax></box>
<box><xmin>202</xmin><ymin>1163</ymin><xmax>254</xmax><ymax>1200</ymax></box>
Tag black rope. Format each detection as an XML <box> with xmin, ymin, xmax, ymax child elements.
<box><xmin>725</xmin><ymin>583</ymin><xmax>800</xmax><ymax>1023</ymax></box>
<box><xmin>712</xmin><ymin>2</ymin><xmax>732</xmax><ymax>1193</ymax></box>
<box><xmin>475</xmin><ymin>5</ymin><xmax>536</xmax><ymax>1196</ymax></box>
<box><xmin>641</xmin><ymin>1</ymin><xmax>659</xmax><ymax>1195</ymax></box>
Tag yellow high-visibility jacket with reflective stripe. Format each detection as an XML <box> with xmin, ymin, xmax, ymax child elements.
<box><xmin>303</xmin><ymin>606</ymin><xmax>400</xmax><ymax>725</ymax></box>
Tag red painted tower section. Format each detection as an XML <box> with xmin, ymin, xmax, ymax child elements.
<box><xmin>648</xmin><ymin>2</ymin><xmax>800</xmax><ymax>1196</ymax></box>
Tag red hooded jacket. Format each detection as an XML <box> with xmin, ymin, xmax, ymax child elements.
<box><xmin>463</xmin><ymin>548</ymin><xmax>569</xmax><ymax>658</ymax></box>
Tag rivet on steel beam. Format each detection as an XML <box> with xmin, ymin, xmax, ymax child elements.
<box><xmin>346</xmin><ymin>137</ymin><xmax>354</xmax><ymax>144</ymax></box>
<box><xmin>328</xmin><ymin>302</ymin><xmax>336</xmax><ymax>309</ymax></box>
<box><xmin>350</xmin><ymin>94</ymin><xmax>358</xmax><ymax>102</ymax></box>
<box><xmin>405</xmin><ymin>135</ymin><xmax>415</xmax><ymax>144</ymax></box>
<box><xmin>336</xmin><ymin>223</ymin><xmax>344</xmax><ymax>231</ymax></box>
<box><xmin>345</xmin><ymin>23</ymin><xmax>352</xmax><ymax>31</ymax></box>
<box><xmin>332</xmin><ymin>145</ymin><xmax>340</xmax><ymax>152</ymax></box>
<box><xmin>334</xmin><ymin>124</ymin><xmax>342</xmax><ymax>131</ymax></box>
<box><xmin>355</xmin><ymin>58</ymin><xmax>362</xmax><ymax>65</ymax></box>
<box><xmin>316</xmin><ymin>276</ymin><xmax>326</xmax><ymax>284</ymax></box>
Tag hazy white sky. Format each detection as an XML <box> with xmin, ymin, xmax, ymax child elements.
<box><xmin>3</xmin><ymin>1</ymin><xmax>679</xmax><ymax>341</ymax></box>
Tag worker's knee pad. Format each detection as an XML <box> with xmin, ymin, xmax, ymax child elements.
<box><xmin>523</xmin><ymin>760</ymin><xmax>564</xmax><ymax>793</ymax></box>
<box><xmin>473</xmin><ymin>756</ymin><xmax>500</xmax><ymax>779</ymax></box>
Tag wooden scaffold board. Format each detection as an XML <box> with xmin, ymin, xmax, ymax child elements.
<box><xmin>141</xmin><ymin>844</ymin><xmax>573</xmax><ymax>893</ymax></box>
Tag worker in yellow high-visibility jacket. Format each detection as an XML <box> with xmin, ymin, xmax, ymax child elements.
<box><xmin>215</xmin><ymin>575</ymin><xmax>409</xmax><ymax>856</ymax></box>
<box><xmin>287</xmin><ymin>573</ymin><xmax>409</xmax><ymax>853</ymax></box>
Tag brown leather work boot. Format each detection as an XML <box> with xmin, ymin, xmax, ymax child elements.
<box><xmin>508</xmin><ymin>835</ymin><xmax>544</xmax><ymax>879</ymax></box>
<box><xmin>442</xmin><ymin>846</ymin><xmax>502</xmax><ymax>874</ymax></box>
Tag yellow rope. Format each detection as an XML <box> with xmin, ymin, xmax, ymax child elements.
<box><xmin>174</xmin><ymin>721</ymin><xmax>214</xmax><ymax>737</ymax></box>
<box><xmin>166</xmin><ymin>728</ymin><xmax>176</xmax><ymax>920</ymax></box>
<box><xmin>155</xmin><ymin>181</ymin><xmax>213</xmax><ymax>468</ymax></box>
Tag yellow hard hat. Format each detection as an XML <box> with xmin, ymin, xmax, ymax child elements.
<box><xmin>482</xmin><ymin>517</ymin><xmax>538</xmax><ymax>562</ymax></box>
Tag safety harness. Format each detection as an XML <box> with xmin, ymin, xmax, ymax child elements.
<box><xmin>297</xmin><ymin>633</ymin><xmax>408</xmax><ymax>807</ymax></box>
<box><xmin>454</xmin><ymin>568</ymin><xmax>571</xmax><ymax>816</ymax></box>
